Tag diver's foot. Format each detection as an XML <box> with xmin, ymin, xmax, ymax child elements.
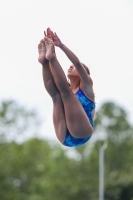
<box><xmin>45</xmin><ymin>37</ymin><xmax>55</xmax><ymax>60</ymax></box>
<box><xmin>38</xmin><ymin>40</ymin><xmax>46</xmax><ymax>65</ymax></box>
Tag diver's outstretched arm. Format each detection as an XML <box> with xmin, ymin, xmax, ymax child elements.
<box><xmin>48</xmin><ymin>28</ymin><xmax>91</xmax><ymax>85</ymax></box>
<box><xmin>48</xmin><ymin>28</ymin><xmax>80</xmax><ymax>65</ymax></box>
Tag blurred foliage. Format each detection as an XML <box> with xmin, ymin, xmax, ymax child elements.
<box><xmin>0</xmin><ymin>99</ymin><xmax>133</xmax><ymax>200</ymax></box>
<box><xmin>0</xmin><ymin>99</ymin><xmax>41</xmax><ymax>142</ymax></box>
<box><xmin>94</xmin><ymin>102</ymin><xmax>133</xmax><ymax>143</ymax></box>
<box><xmin>0</xmin><ymin>138</ymin><xmax>96</xmax><ymax>200</ymax></box>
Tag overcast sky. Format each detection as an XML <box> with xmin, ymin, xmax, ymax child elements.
<box><xmin>0</xmin><ymin>0</ymin><xmax>133</xmax><ymax>142</ymax></box>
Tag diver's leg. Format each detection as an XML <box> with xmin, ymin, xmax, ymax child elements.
<box><xmin>46</xmin><ymin>39</ymin><xmax>93</xmax><ymax>138</ymax></box>
<box><xmin>38</xmin><ymin>40</ymin><xmax>67</xmax><ymax>143</ymax></box>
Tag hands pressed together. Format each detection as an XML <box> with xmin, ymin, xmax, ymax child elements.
<box><xmin>39</xmin><ymin>27</ymin><xmax>79</xmax><ymax>66</ymax></box>
<box><xmin>44</xmin><ymin>27</ymin><xmax>63</xmax><ymax>48</ymax></box>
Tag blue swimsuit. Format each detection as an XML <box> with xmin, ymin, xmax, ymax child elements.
<box><xmin>63</xmin><ymin>88</ymin><xmax>95</xmax><ymax>147</ymax></box>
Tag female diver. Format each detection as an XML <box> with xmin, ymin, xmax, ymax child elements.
<box><xmin>38</xmin><ymin>28</ymin><xmax>95</xmax><ymax>147</ymax></box>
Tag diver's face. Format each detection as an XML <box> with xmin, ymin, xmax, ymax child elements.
<box><xmin>67</xmin><ymin>65</ymin><xmax>79</xmax><ymax>78</ymax></box>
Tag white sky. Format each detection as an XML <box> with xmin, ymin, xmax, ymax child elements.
<box><xmin>0</xmin><ymin>0</ymin><xmax>133</xmax><ymax>142</ymax></box>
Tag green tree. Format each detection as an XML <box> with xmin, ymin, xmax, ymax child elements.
<box><xmin>0</xmin><ymin>138</ymin><xmax>86</xmax><ymax>200</ymax></box>
<box><xmin>94</xmin><ymin>102</ymin><xmax>133</xmax><ymax>143</ymax></box>
<box><xmin>93</xmin><ymin>101</ymin><xmax>133</xmax><ymax>200</ymax></box>
<box><xmin>0</xmin><ymin>99</ymin><xmax>41</xmax><ymax>142</ymax></box>
<box><xmin>0</xmin><ymin>99</ymin><xmax>133</xmax><ymax>200</ymax></box>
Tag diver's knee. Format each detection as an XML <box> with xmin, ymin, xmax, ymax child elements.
<box><xmin>52</xmin><ymin>93</ymin><xmax>62</xmax><ymax>103</ymax></box>
<box><xmin>60</xmin><ymin>90</ymin><xmax>73</xmax><ymax>99</ymax></box>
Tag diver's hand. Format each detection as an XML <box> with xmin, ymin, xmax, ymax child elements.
<box><xmin>52</xmin><ymin>32</ymin><xmax>63</xmax><ymax>47</ymax></box>
<box><xmin>44</xmin><ymin>27</ymin><xmax>63</xmax><ymax>47</ymax></box>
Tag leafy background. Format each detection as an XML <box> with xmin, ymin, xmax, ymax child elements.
<box><xmin>0</xmin><ymin>99</ymin><xmax>133</xmax><ymax>200</ymax></box>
